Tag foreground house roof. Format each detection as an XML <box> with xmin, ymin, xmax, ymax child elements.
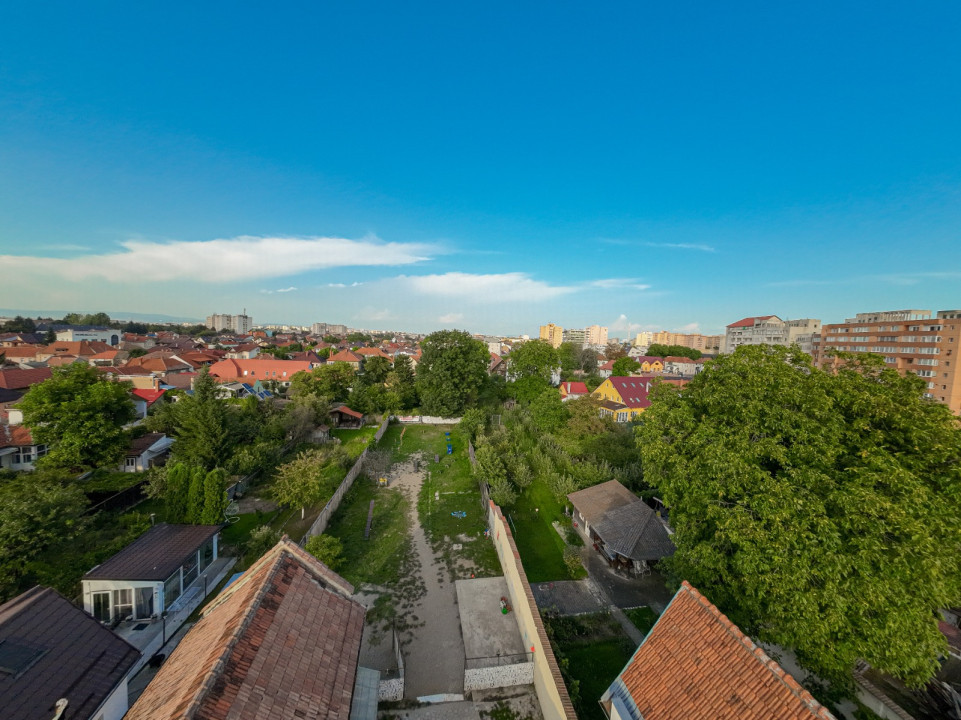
<box><xmin>126</xmin><ymin>538</ymin><xmax>365</xmax><ymax>720</ymax></box>
<box><xmin>0</xmin><ymin>586</ymin><xmax>140</xmax><ymax>720</ymax></box>
<box><xmin>568</xmin><ymin>479</ymin><xmax>638</xmax><ymax>526</ymax></box>
<box><xmin>83</xmin><ymin>524</ymin><xmax>221</xmax><ymax>581</ymax></box>
<box><xmin>605</xmin><ymin>581</ymin><xmax>835</xmax><ymax>720</ymax></box>
<box><xmin>593</xmin><ymin>500</ymin><xmax>674</xmax><ymax>562</ymax></box>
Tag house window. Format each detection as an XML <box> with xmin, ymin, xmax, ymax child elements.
<box><xmin>200</xmin><ymin>539</ymin><xmax>214</xmax><ymax>570</ymax></box>
<box><xmin>125</xmin><ymin>457</ymin><xmax>138</xmax><ymax>468</ymax></box>
<box><xmin>164</xmin><ymin>570</ymin><xmax>181</xmax><ymax>608</ymax></box>
<box><xmin>135</xmin><ymin>586</ymin><xmax>154</xmax><ymax>618</ymax></box>
<box><xmin>183</xmin><ymin>553</ymin><xmax>200</xmax><ymax>588</ymax></box>
<box><xmin>92</xmin><ymin>591</ymin><xmax>111</xmax><ymax>623</ymax></box>
<box><xmin>113</xmin><ymin>588</ymin><xmax>133</xmax><ymax>621</ymax></box>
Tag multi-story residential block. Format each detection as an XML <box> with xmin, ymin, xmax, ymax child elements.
<box><xmin>647</xmin><ymin>331</ymin><xmax>722</xmax><ymax>353</ymax></box>
<box><xmin>785</xmin><ymin>318</ymin><xmax>821</xmax><ymax>356</ymax></box>
<box><xmin>586</xmin><ymin>325</ymin><xmax>609</xmax><ymax>346</ymax></box>
<box><xmin>310</xmin><ymin>322</ymin><xmax>327</xmax><ymax>336</ymax></box>
<box><xmin>562</xmin><ymin>328</ymin><xmax>586</xmax><ymax>347</ymax></box>
<box><xmin>539</xmin><ymin>323</ymin><xmax>563</xmax><ymax>348</ymax></box>
<box><xmin>724</xmin><ymin>316</ymin><xmax>783</xmax><ymax>353</ymax></box>
<box><xmin>206</xmin><ymin>312</ymin><xmax>253</xmax><ymax>334</ymax></box>
<box><xmin>633</xmin><ymin>331</ymin><xmax>654</xmax><ymax>348</ymax></box>
<box><xmin>812</xmin><ymin>308</ymin><xmax>961</xmax><ymax>415</ymax></box>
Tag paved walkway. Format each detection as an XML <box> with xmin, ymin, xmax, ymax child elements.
<box><xmin>391</xmin><ymin>457</ymin><xmax>467</xmax><ymax>699</ymax></box>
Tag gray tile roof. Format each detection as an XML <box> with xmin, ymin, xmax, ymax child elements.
<box><xmin>568</xmin><ymin>479</ymin><xmax>638</xmax><ymax>526</ymax></box>
<box><xmin>83</xmin><ymin>523</ymin><xmax>220</xmax><ymax>581</ymax></box>
<box><xmin>0</xmin><ymin>586</ymin><xmax>140</xmax><ymax>720</ymax></box>
<box><xmin>593</xmin><ymin>500</ymin><xmax>675</xmax><ymax>562</ymax></box>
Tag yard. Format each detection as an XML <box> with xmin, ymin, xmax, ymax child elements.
<box><xmin>545</xmin><ymin>613</ymin><xmax>636</xmax><ymax>720</ymax></box>
<box><xmin>330</xmin><ymin>426</ymin><xmax>379</xmax><ymax>459</ymax></box>
<box><xmin>508</xmin><ymin>476</ymin><xmax>587</xmax><ymax>583</ymax></box>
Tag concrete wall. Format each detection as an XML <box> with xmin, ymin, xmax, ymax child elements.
<box><xmin>487</xmin><ymin>501</ymin><xmax>577</xmax><ymax>720</ymax></box>
<box><xmin>465</xmin><ymin>661</ymin><xmax>534</xmax><ymax>692</ymax></box>
<box><xmin>92</xmin><ymin>675</ymin><xmax>130</xmax><ymax>720</ymax></box>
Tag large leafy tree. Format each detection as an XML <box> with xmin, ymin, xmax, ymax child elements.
<box><xmin>646</xmin><ymin>343</ymin><xmax>701</xmax><ymax>360</ymax></box>
<box><xmin>416</xmin><ymin>330</ymin><xmax>489</xmax><ymax>416</ymax></box>
<box><xmin>636</xmin><ymin>345</ymin><xmax>961</xmax><ymax>688</ymax></box>
<box><xmin>0</xmin><ymin>471</ymin><xmax>88</xmax><ymax>601</ymax></box>
<box><xmin>611</xmin><ymin>356</ymin><xmax>640</xmax><ymax>376</ymax></box>
<box><xmin>386</xmin><ymin>355</ymin><xmax>417</xmax><ymax>409</ymax></box>
<box><xmin>289</xmin><ymin>362</ymin><xmax>355</xmax><ymax>403</ymax></box>
<box><xmin>19</xmin><ymin>363</ymin><xmax>136</xmax><ymax>471</ymax></box>
<box><xmin>273</xmin><ymin>447</ymin><xmax>347</xmax><ymax>519</ymax></box>
<box><xmin>508</xmin><ymin>339</ymin><xmax>559</xmax><ymax>384</ymax></box>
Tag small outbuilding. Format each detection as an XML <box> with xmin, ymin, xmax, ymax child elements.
<box><xmin>330</xmin><ymin>404</ymin><xmax>364</xmax><ymax>428</ymax></box>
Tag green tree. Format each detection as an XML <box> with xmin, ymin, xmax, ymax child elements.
<box><xmin>127</xmin><ymin>347</ymin><xmax>148</xmax><ymax>358</ymax></box>
<box><xmin>0</xmin><ymin>471</ymin><xmax>88</xmax><ymax>601</ymax></box>
<box><xmin>604</xmin><ymin>341</ymin><xmax>627</xmax><ymax>360</ymax></box>
<box><xmin>273</xmin><ymin>447</ymin><xmax>344</xmax><ymax>519</ymax></box>
<box><xmin>557</xmin><ymin>342</ymin><xmax>582</xmax><ymax>375</ymax></box>
<box><xmin>646</xmin><ymin>343</ymin><xmax>701</xmax><ymax>360</ymax></box>
<box><xmin>611</xmin><ymin>357</ymin><xmax>640</xmax><ymax>376</ymax></box>
<box><xmin>165</xmin><ymin>462</ymin><xmax>191</xmax><ymax>522</ymax></box>
<box><xmin>19</xmin><ymin>363</ymin><xmax>136</xmax><ymax>471</ymax></box>
<box><xmin>473</xmin><ymin>442</ymin><xmax>516</xmax><ymax>506</ymax></box>
<box><xmin>201</xmin><ymin>468</ymin><xmax>229</xmax><ymax>524</ymax></box>
<box><xmin>171</xmin><ymin>368</ymin><xmax>232</xmax><ymax>471</ymax></box>
<box><xmin>305</xmin><ymin>534</ymin><xmax>344</xmax><ymax>570</ymax></box>
<box><xmin>529</xmin><ymin>388</ymin><xmax>570</xmax><ymax>432</ymax></box>
<box><xmin>363</xmin><ymin>356</ymin><xmax>392</xmax><ymax>384</ymax></box>
<box><xmin>580</xmin><ymin>348</ymin><xmax>599</xmax><ymax>374</ymax></box>
<box><xmin>459</xmin><ymin>407</ymin><xmax>488</xmax><ymax>442</ymax></box>
<box><xmin>416</xmin><ymin>330</ymin><xmax>489</xmax><ymax>416</ymax></box>
<box><xmin>508</xmin><ymin>339</ymin><xmax>559</xmax><ymax>383</ymax></box>
<box><xmin>636</xmin><ymin>345</ymin><xmax>961</xmax><ymax>688</ymax></box>
<box><xmin>289</xmin><ymin>362</ymin><xmax>355</xmax><ymax>402</ymax></box>
<box><xmin>1</xmin><ymin>315</ymin><xmax>36</xmax><ymax>333</ymax></box>
<box><xmin>386</xmin><ymin>355</ymin><xmax>417</xmax><ymax>409</ymax></box>
<box><xmin>186</xmin><ymin>465</ymin><xmax>205</xmax><ymax>523</ymax></box>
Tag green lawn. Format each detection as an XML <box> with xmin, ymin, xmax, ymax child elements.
<box><xmin>509</xmin><ymin>479</ymin><xmax>586</xmax><ymax>582</ymax></box>
<box><xmin>331</xmin><ymin>426</ymin><xmax>379</xmax><ymax>459</ymax></box>
<box><xmin>546</xmin><ymin>613</ymin><xmax>636</xmax><ymax>720</ymax></box>
<box><xmin>82</xmin><ymin>470</ymin><xmax>145</xmax><ymax>494</ymax></box>
<box><xmin>623</xmin><ymin>606</ymin><xmax>660</xmax><ymax>635</ymax></box>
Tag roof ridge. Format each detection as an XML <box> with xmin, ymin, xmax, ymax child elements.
<box><xmin>678</xmin><ymin>582</ymin><xmax>835</xmax><ymax>719</ymax></box>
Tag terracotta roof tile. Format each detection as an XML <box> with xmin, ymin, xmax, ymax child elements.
<box><xmin>126</xmin><ymin>539</ymin><xmax>364</xmax><ymax>720</ymax></box>
<box><xmin>616</xmin><ymin>581</ymin><xmax>835</xmax><ymax>720</ymax></box>
<box><xmin>726</xmin><ymin>315</ymin><xmax>775</xmax><ymax>328</ymax></box>
<box><xmin>0</xmin><ymin>367</ymin><xmax>52</xmax><ymax>390</ymax></box>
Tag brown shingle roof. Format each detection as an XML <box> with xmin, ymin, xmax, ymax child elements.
<box><xmin>0</xmin><ymin>586</ymin><xmax>140</xmax><ymax>720</ymax></box>
<box><xmin>592</xmin><ymin>499</ymin><xmax>675</xmax><ymax>562</ymax></box>
<box><xmin>0</xmin><ymin>367</ymin><xmax>52</xmax><ymax>390</ymax></box>
<box><xmin>126</xmin><ymin>539</ymin><xmax>365</xmax><ymax>720</ymax></box>
<box><xmin>614</xmin><ymin>581</ymin><xmax>835</xmax><ymax>720</ymax></box>
<box><xmin>83</xmin><ymin>524</ymin><xmax>220</xmax><ymax>581</ymax></box>
<box><xmin>568</xmin><ymin>479</ymin><xmax>639</xmax><ymax>527</ymax></box>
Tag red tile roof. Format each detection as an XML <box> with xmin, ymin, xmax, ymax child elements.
<box><xmin>0</xmin><ymin>367</ymin><xmax>52</xmax><ymax>390</ymax></box>
<box><xmin>131</xmin><ymin>388</ymin><xmax>167</xmax><ymax>405</ymax></box>
<box><xmin>560</xmin><ymin>381</ymin><xmax>588</xmax><ymax>396</ymax></box>
<box><xmin>331</xmin><ymin>405</ymin><xmax>363</xmax><ymax>419</ymax></box>
<box><xmin>599</xmin><ymin>359</ymin><xmax>615</xmax><ymax>371</ymax></box>
<box><xmin>328</xmin><ymin>349</ymin><xmax>363</xmax><ymax>363</ymax></box>
<box><xmin>126</xmin><ymin>539</ymin><xmax>365</xmax><ymax>720</ymax></box>
<box><xmin>726</xmin><ymin>315</ymin><xmax>775</xmax><ymax>328</ymax></box>
<box><xmin>0</xmin><ymin>423</ymin><xmax>34</xmax><ymax>448</ymax></box>
<box><xmin>664</xmin><ymin>355</ymin><xmax>696</xmax><ymax>363</ymax></box>
<box><xmin>607</xmin><ymin>376</ymin><xmax>658</xmax><ymax>409</ymax></box>
<box><xmin>207</xmin><ymin>358</ymin><xmax>312</xmax><ymax>382</ymax></box>
<box><xmin>616</xmin><ymin>581</ymin><xmax>835</xmax><ymax>720</ymax></box>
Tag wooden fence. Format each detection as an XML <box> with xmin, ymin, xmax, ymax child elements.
<box><xmin>301</xmin><ymin>416</ymin><xmax>391</xmax><ymax>542</ymax></box>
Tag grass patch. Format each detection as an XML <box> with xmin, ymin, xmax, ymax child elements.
<box><xmin>331</xmin><ymin>426</ymin><xmax>379</xmax><ymax>459</ymax></box>
<box><xmin>508</xmin><ymin>485</ymin><xmax>586</xmax><ymax>582</ymax></box>
<box><xmin>81</xmin><ymin>470</ymin><xmax>145</xmax><ymax>494</ymax></box>
<box><xmin>623</xmin><ymin>606</ymin><xmax>659</xmax><ymax>635</ymax></box>
<box><xmin>546</xmin><ymin>613</ymin><xmax>635</xmax><ymax>720</ymax></box>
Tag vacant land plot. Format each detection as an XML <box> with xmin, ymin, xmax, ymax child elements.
<box><xmin>545</xmin><ymin>613</ymin><xmax>636</xmax><ymax>720</ymax></box>
<box><xmin>331</xmin><ymin>426</ymin><xmax>378</xmax><ymax>459</ymax></box>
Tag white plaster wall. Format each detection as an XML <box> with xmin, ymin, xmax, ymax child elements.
<box><xmin>465</xmin><ymin>662</ymin><xmax>534</xmax><ymax>692</ymax></box>
<box><xmin>92</xmin><ymin>676</ymin><xmax>129</xmax><ymax>720</ymax></box>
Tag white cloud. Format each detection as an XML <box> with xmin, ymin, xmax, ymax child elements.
<box><xmin>260</xmin><ymin>286</ymin><xmax>298</xmax><ymax>294</ymax></box>
<box><xmin>438</xmin><ymin>312</ymin><xmax>463</xmax><ymax>323</ymax></box>
<box><xmin>644</xmin><ymin>242</ymin><xmax>716</xmax><ymax>253</ymax></box>
<box><xmin>401</xmin><ymin>272</ymin><xmax>578</xmax><ymax>302</ymax></box>
<box><xmin>3</xmin><ymin>235</ymin><xmax>436</xmax><ymax>283</ymax></box>
<box><xmin>587</xmin><ymin>278</ymin><xmax>651</xmax><ymax>291</ymax></box>
<box><xmin>357</xmin><ymin>308</ymin><xmax>393</xmax><ymax>322</ymax></box>
<box><xmin>678</xmin><ymin>322</ymin><xmax>701</xmax><ymax>333</ymax></box>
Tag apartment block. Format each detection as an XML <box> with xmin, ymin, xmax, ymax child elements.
<box><xmin>562</xmin><ymin>328</ymin><xmax>586</xmax><ymax>346</ymax></box>
<box><xmin>206</xmin><ymin>312</ymin><xmax>253</xmax><ymax>334</ymax></box>
<box><xmin>633</xmin><ymin>331</ymin><xmax>654</xmax><ymax>348</ymax></box>
<box><xmin>539</xmin><ymin>323</ymin><xmax>563</xmax><ymax>348</ymax></box>
<box><xmin>585</xmin><ymin>325</ymin><xmax>609</xmax><ymax>346</ymax></box>
<box><xmin>812</xmin><ymin>309</ymin><xmax>961</xmax><ymax>415</ymax></box>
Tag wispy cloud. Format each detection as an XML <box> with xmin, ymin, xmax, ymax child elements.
<box><xmin>356</xmin><ymin>307</ymin><xmax>393</xmax><ymax>322</ymax></box>
<box><xmin>400</xmin><ymin>272</ymin><xmax>578</xmax><ymax>302</ymax></box>
<box><xmin>599</xmin><ymin>239</ymin><xmax>716</xmax><ymax>253</ymax></box>
<box><xmin>643</xmin><ymin>241</ymin><xmax>716</xmax><ymax>253</ymax></box>
<box><xmin>767</xmin><ymin>271</ymin><xmax>961</xmax><ymax>288</ymax></box>
<box><xmin>438</xmin><ymin>312</ymin><xmax>463</xmax><ymax>323</ymax></box>
<box><xmin>260</xmin><ymin>286</ymin><xmax>298</xmax><ymax>294</ymax></box>
<box><xmin>587</xmin><ymin>278</ymin><xmax>651</xmax><ymax>291</ymax></box>
<box><xmin>3</xmin><ymin>235</ymin><xmax>436</xmax><ymax>283</ymax></box>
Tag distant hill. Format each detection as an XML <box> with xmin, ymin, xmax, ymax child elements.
<box><xmin>0</xmin><ymin>308</ymin><xmax>201</xmax><ymax>324</ymax></box>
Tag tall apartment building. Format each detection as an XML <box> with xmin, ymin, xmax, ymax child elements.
<box><xmin>585</xmin><ymin>325</ymin><xmax>609</xmax><ymax>346</ymax></box>
<box><xmin>812</xmin><ymin>309</ymin><xmax>961</xmax><ymax>415</ymax></box>
<box><xmin>539</xmin><ymin>323</ymin><xmax>563</xmax><ymax>348</ymax></box>
<box><xmin>206</xmin><ymin>312</ymin><xmax>253</xmax><ymax>334</ymax></box>
<box><xmin>723</xmin><ymin>316</ymin><xmax>820</xmax><ymax>354</ymax></box>
<box><xmin>650</xmin><ymin>331</ymin><xmax>723</xmax><ymax>354</ymax></box>
<box><xmin>633</xmin><ymin>331</ymin><xmax>654</xmax><ymax>348</ymax></box>
<box><xmin>311</xmin><ymin>322</ymin><xmax>327</xmax><ymax>336</ymax></box>
<box><xmin>562</xmin><ymin>328</ymin><xmax>586</xmax><ymax>347</ymax></box>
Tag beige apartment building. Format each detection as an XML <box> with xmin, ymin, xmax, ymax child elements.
<box><xmin>585</xmin><ymin>324</ymin><xmax>609</xmax><ymax>346</ymax></box>
<box><xmin>648</xmin><ymin>331</ymin><xmax>722</xmax><ymax>353</ymax></box>
<box><xmin>724</xmin><ymin>316</ymin><xmax>820</xmax><ymax>354</ymax></box>
<box><xmin>539</xmin><ymin>323</ymin><xmax>563</xmax><ymax>348</ymax></box>
<box><xmin>812</xmin><ymin>309</ymin><xmax>961</xmax><ymax>415</ymax></box>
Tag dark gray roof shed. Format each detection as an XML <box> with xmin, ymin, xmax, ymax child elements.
<box><xmin>83</xmin><ymin>523</ymin><xmax>220</xmax><ymax>581</ymax></box>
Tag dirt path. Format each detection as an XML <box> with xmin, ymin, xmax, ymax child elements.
<box><xmin>390</xmin><ymin>455</ymin><xmax>467</xmax><ymax>700</ymax></box>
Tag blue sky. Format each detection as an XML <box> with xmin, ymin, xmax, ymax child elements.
<box><xmin>1</xmin><ymin>2</ymin><xmax>960</xmax><ymax>336</ymax></box>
